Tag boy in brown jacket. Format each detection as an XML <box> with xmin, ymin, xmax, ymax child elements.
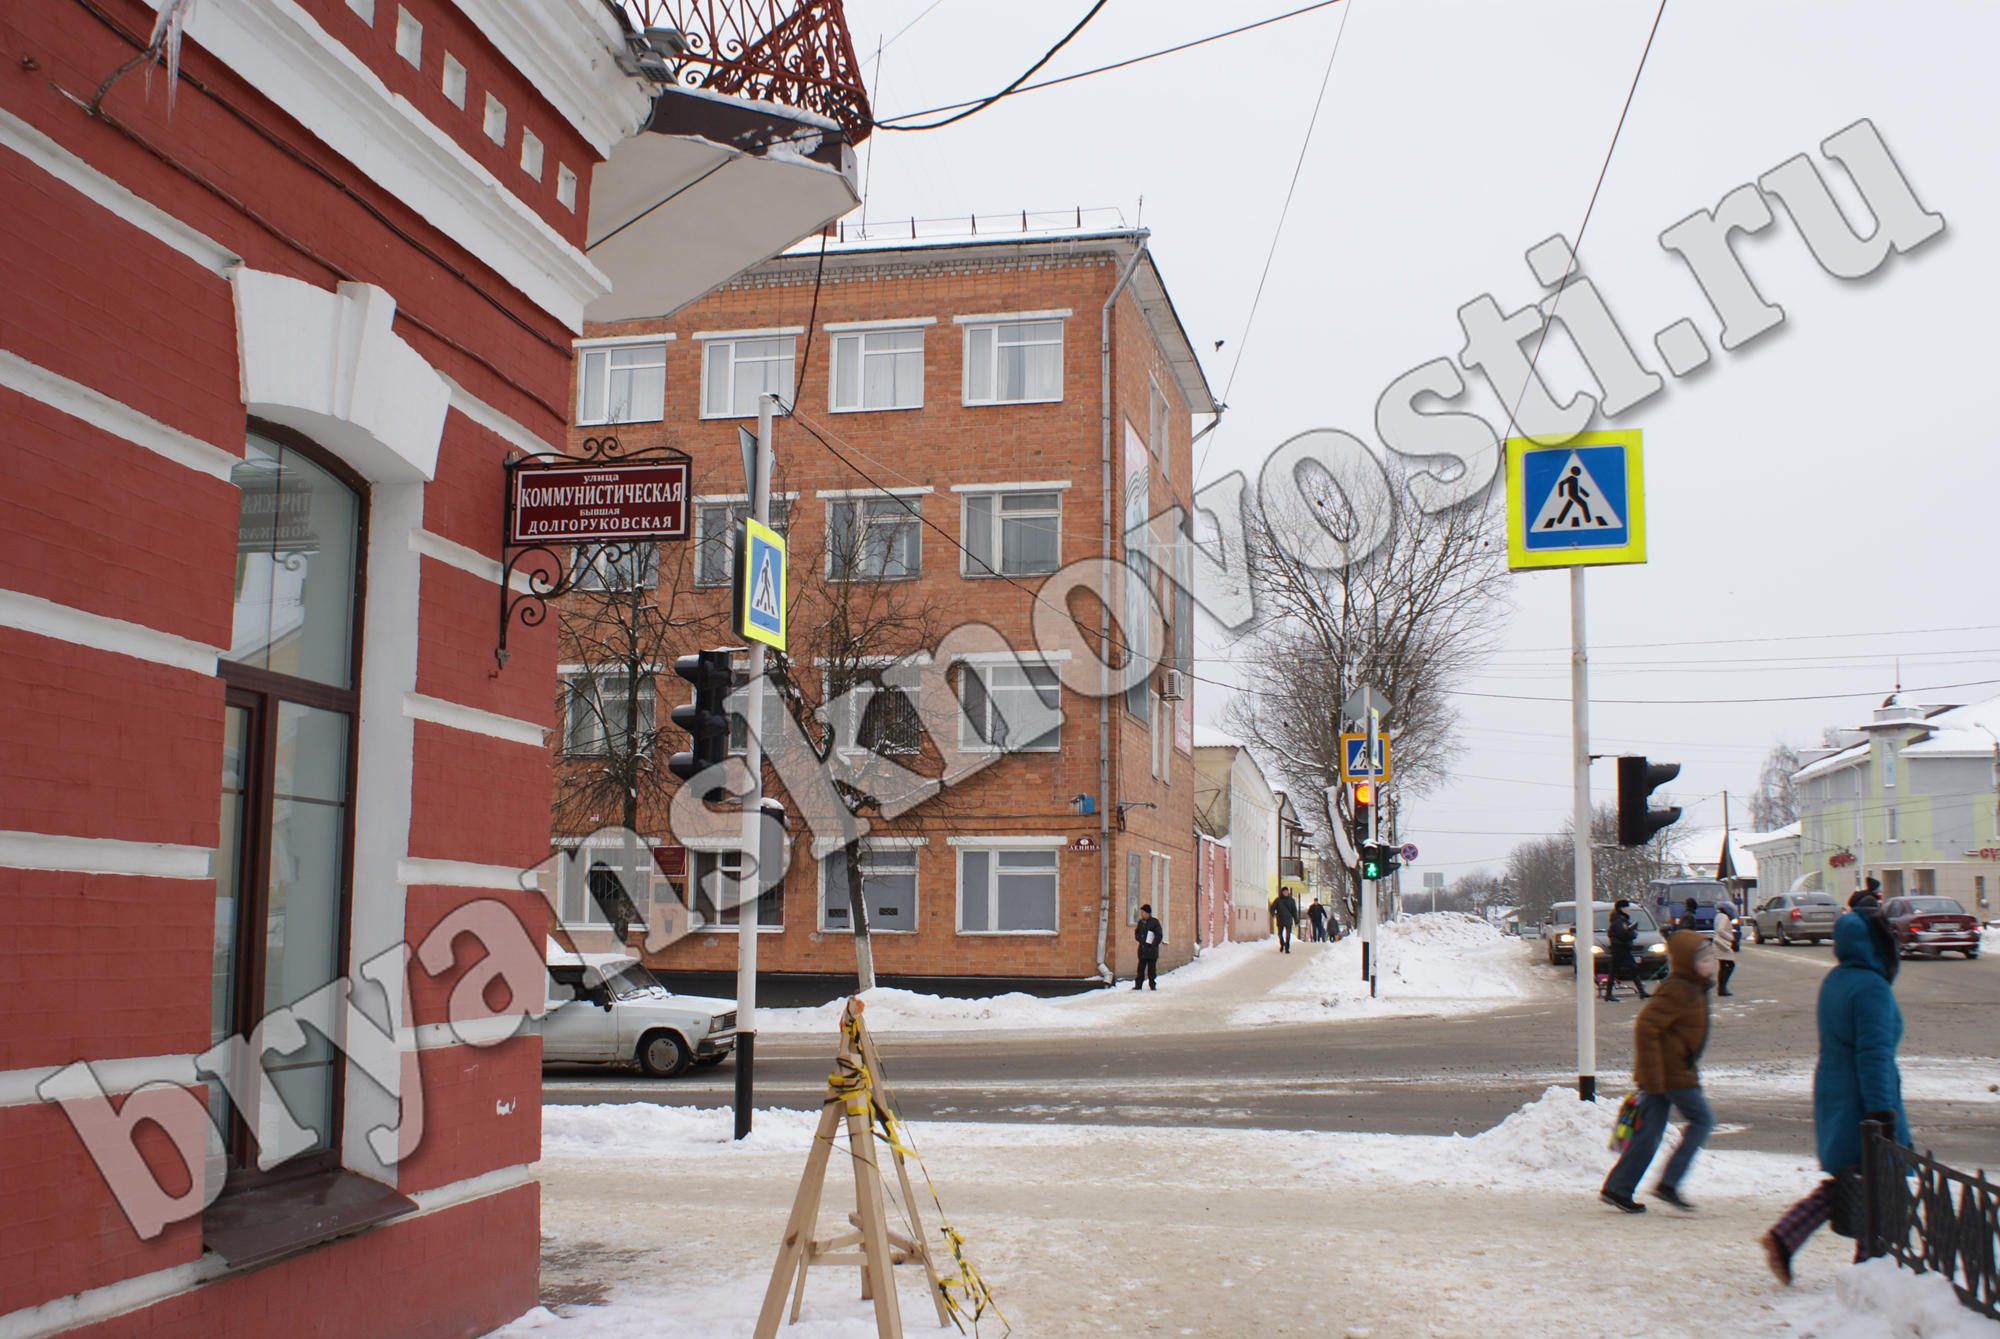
<box><xmin>1599</xmin><ymin>930</ymin><xmax>1719</xmax><ymax>1213</ymax></box>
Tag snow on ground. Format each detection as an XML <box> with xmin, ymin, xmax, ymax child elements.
<box><xmin>1703</xmin><ymin>1057</ymin><xmax>2000</xmax><ymax>1105</ymax></box>
<box><xmin>518</xmin><ymin>1093</ymin><xmax>1997</xmax><ymax>1339</ymax></box>
<box><xmin>1232</xmin><ymin>912</ymin><xmax>1554</xmax><ymax>1025</ymax></box>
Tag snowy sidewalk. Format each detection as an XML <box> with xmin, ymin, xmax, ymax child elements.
<box><xmin>507</xmin><ymin>1090</ymin><xmax>1999</xmax><ymax>1339</ymax></box>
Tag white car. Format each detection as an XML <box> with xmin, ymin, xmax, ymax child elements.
<box><xmin>539</xmin><ymin>944</ymin><xmax>736</xmax><ymax>1079</ymax></box>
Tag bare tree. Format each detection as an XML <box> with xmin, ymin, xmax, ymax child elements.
<box><xmin>1223</xmin><ymin>464</ymin><xmax>1510</xmax><ymax>925</ymax></box>
<box><xmin>552</xmin><ymin>538</ymin><xmax>716</xmax><ymax>943</ymax></box>
<box><xmin>1503</xmin><ymin>805</ymin><xmax>1686</xmax><ymax>926</ymax></box>
<box><xmin>1750</xmin><ymin>740</ymin><xmax>1803</xmax><ymax>831</ymax></box>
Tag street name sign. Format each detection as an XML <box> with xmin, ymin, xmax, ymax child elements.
<box><xmin>1504</xmin><ymin>429</ymin><xmax>1646</xmax><ymax>571</ymax></box>
<box><xmin>1339</xmin><ymin>734</ymin><xmax>1391</xmax><ymax>782</ymax></box>
<box><xmin>508</xmin><ymin>460</ymin><xmax>689</xmax><ymax>544</ymax></box>
<box><xmin>732</xmin><ymin>516</ymin><xmax>788</xmax><ymax>650</ymax></box>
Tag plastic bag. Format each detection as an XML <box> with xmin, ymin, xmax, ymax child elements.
<box><xmin>1609</xmin><ymin>1092</ymin><xmax>1644</xmax><ymax>1153</ymax></box>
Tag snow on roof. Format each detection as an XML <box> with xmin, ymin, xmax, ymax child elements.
<box><xmin>1739</xmin><ymin>823</ymin><xmax>1801</xmax><ymax>851</ymax></box>
<box><xmin>1793</xmin><ymin>693</ymin><xmax>2000</xmax><ymax>778</ymax></box>
<box><xmin>1193</xmin><ymin>724</ymin><xmax>1245</xmax><ymax>749</ymax></box>
<box><xmin>1793</xmin><ymin>739</ymin><xmax>1870</xmax><ymax>785</ymax></box>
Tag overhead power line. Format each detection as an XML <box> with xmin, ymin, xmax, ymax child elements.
<box><xmin>873</xmin><ymin>0</ymin><xmax>1109</xmax><ymax>132</ymax></box>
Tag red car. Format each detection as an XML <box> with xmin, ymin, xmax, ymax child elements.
<box><xmin>1883</xmin><ymin>896</ymin><xmax>1982</xmax><ymax>960</ymax></box>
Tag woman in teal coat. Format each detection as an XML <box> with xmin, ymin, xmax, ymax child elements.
<box><xmin>1761</xmin><ymin>909</ymin><xmax>1910</xmax><ymax>1284</ymax></box>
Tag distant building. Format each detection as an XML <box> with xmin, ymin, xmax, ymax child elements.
<box><xmin>1192</xmin><ymin>727</ymin><xmax>1279</xmax><ymax>940</ymax></box>
<box><xmin>1741</xmin><ymin>823</ymin><xmax>1803</xmax><ymax>899</ymax></box>
<box><xmin>1794</xmin><ymin>693</ymin><xmax>2000</xmax><ymax>911</ymax></box>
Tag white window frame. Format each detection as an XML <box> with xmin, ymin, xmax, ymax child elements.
<box><xmin>690</xmin><ymin>848</ymin><xmax>784</xmax><ymax>932</ymax></box>
<box><xmin>520</xmin><ymin>128</ymin><xmax>544</xmax><ymax>180</ymax></box>
<box><xmin>551</xmin><ymin>835</ymin><xmax>665</xmax><ymax>930</ymax></box>
<box><xmin>574</xmin><ymin>336</ymin><xmax>672</xmax><ymax>426</ymax></box>
<box><xmin>482</xmin><ymin>92</ymin><xmax>507</xmax><ymax>146</ymax></box>
<box><xmin>824</xmin><ymin>491</ymin><xmax>923</xmax><ymax>581</ymax></box>
<box><xmin>959</xmin><ymin>316</ymin><xmax>1066</xmax><ymax>406</ymax></box>
<box><xmin>1153</xmin><ymin>851</ymin><xmax>1170</xmax><ymax>940</ymax></box>
<box><xmin>697</xmin><ymin>329</ymin><xmax>801</xmax><ymax>419</ymax></box>
<box><xmin>951</xmin><ymin>837</ymin><xmax>1063</xmax><ymax>935</ymax></box>
<box><xmin>819</xmin><ymin>837</ymin><xmax>926</xmax><ymax>934</ymax></box>
<box><xmin>828</xmin><ymin>319</ymin><xmax>932</xmax><ymax>413</ymax></box>
<box><xmin>1149</xmin><ymin>375</ymin><xmax>1170</xmax><ymax>478</ymax></box>
<box><xmin>959</xmin><ymin>485</ymin><xmax>1064</xmax><ymax>578</ymax></box>
<box><xmin>693</xmin><ymin>493</ymin><xmax>795</xmax><ymax>589</ymax></box>
<box><xmin>956</xmin><ymin>658</ymin><xmax>1062</xmax><ymax>754</ymax></box>
<box><xmin>556</xmin><ymin>163</ymin><xmax>577</xmax><ymax>211</ymax></box>
<box><xmin>441</xmin><ymin>53</ymin><xmax>466</xmax><ymax>107</ymax></box>
<box><xmin>394</xmin><ymin>7</ymin><xmax>422</xmax><ymax>65</ymax></box>
<box><xmin>562</xmin><ymin>668</ymin><xmax>656</xmax><ymax>757</ymax></box>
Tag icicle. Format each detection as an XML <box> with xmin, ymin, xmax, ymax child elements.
<box><xmin>144</xmin><ymin>0</ymin><xmax>199</xmax><ymax>114</ymax></box>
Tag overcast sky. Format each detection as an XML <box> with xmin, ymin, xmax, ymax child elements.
<box><xmin>834</xmin><ymin>0</ymin><xmax>2000</xmax><ymax>887</ymax></box>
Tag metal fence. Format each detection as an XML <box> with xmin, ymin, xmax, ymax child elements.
<box><xmin>1860</xmin><ymin>1120</ymin><xmax>2000</xmax><ymax>1320</ymax></box>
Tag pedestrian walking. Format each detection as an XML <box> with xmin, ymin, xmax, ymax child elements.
<box><xmin>1307</xmin><ymin>899</ymin><xmax>1328</xmax><ymax>943</ymax></box>
<box><xmin>1677</xmin><ymin>896</ymin><xmax>1702</xmax><ymax>932</ymax></box>
<box><xmin>1849</xmin><ymin>876</ymin><xmax>1883</xmax><ymax>910</ymax></box>
<box><xmin>1132</xmin><ymin>904</ymin><xmax>1163</xmax><ymax>991</ymax></box>
<box><xmin>1604</xmin><ymin>899</ymin><xmax>1647</xmax><ymax>1002</ymax></box>
<box><xmin>1270</xmin><ymin>890</ymin><xmax>1299</xmax><ymax>953</ymax></box>
<box><xmin>1599</xmin><ymin>929</ymin><xmax>1719</xmax><ymax>1214</ymax></box>
<box><xmin>1711</xmin><ymin>904</ymin><xmax>1738</xmax><ymax>997</ymax></box>
<box><xmin>1760</xmin><ymin>909</ymin><xmax>1909</xmax><ymax>1284</ymax></box>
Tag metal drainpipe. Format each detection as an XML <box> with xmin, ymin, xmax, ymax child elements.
<box><xmin>1096</xmin><ymin>231</ymin><xmax>1149</xmax><ymax>985</ymax></box>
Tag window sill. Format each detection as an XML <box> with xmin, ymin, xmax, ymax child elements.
<box><xmin>954</xmin><ymin>929</ymin><xmax>1059</xmax><ymax>937</ymax></box>
<box><xmin>203</xmin><ymin>1169</ymin><xmax>417</xmax><ymax>1270</ymax></box>
<box><xmin>818</xmin><ymin>925</ymin><xmax>917</xmax><ymax>935</ymax></box>
<box><xmin>960</xmin><ymin>568</ymin><xmax>1060</xmax><ymax>580</ymax></box>
<box><xmin>690</xmin><ymin>924</ymin><xmax>787</xmax><ymax>934</ymax></box>
<box><xmin>961</xmin><ymin>397</ymin><xmax>1064</xmax><ymax>408</ymax></box>
<box><xmin>830</xmin><ymin>403</ymin><xmax>924</xmax><ymax>414</ymax></box>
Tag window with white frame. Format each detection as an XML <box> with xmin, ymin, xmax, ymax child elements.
<box><xmin>692</xmin><ymin>849</ymin><xmax>783</xmax><ymax>928</ymax></box>
<box><xmin>821</xmin><ymin>841</ymin><xmax>918</xmax><ymax>932</ymax></box>
<box><xmin>483</xmin><ymin>92</ymin><xmax>506</xmax><ymax>145</ymax></box>
<box><xmin>1152</xmin><ymin>851</ymin><xmax>1170</xmax><ymax>937</ymax></box>
<box><xmin>554</xmin><ymin>848</ymin><xmax>653</xmax><ymax>929</ymax></box>
<box><xmin>1148</xmin><ymin>377</ymin><xmax>1168</xmax><ymax>470</ymax></box>
<box><xmin>441</xmin><ymin>53</ymin><xmax>466</xmax><ymax>107</ymax></box>
<box><xmin>833</xmin><ymin>677</ymin><xmax>922</xmax><ymax>756</ymax></box>
<box><xmin>695</xmin><ymin>498</ymin><xmax>791</xmax><ymax>587</ymax></box>
<box><xmin>827</xmin><ymin>494</ymin><xmax>921</xmax><ymax>580</ymax></box>
<box><xmin>831</xmin><ymin>328</ymin><xmax>924</xmax><ymax>411</ymax></box>
<box><xmin>570</xmin><ymin>542</ymin><xmax>657</xmax><ymax>591</ymax></box>
<box><xmin>1125</xmin><ymin>850</ymin><xmax>1142</xmax><ymax>924</ymax></box>
<box><xmin>395</xmin><ymin>7</ymin><xmax>421</xmax><ymax>64</ymax></box>
<box><xmin>556</xmin><ymin>164</ymin><xmax>578</xmax><ymax>211</ymax></box>
<box><xmin>958</xmin><ymin>846</ymin><xmax>1058</xmax><ymax>932</ymax></box>
<box><xmin>962</xmin><ymin>490</ymin><xmax>1060</xmax><ymax>576</ymax></box>
<box><xmin>962</xmin><ymin>320</ymin><xmax>1062</xmax><ymax>404</ymax></box>
<box><xmin>563</xmin><ymin>671</ymin><xmax>655</xmax><ymax>756</ymax></box>
<box><xmin>726</xmin><ymin>664</ymin><xmax>790</xmax><ymax>756</ymax></box>
<box><xmin>577</xmin><ymin>341</ymin><xmax>667</xmax><ymax>425</ymax></box>
<box><xmin>958</xmin><ymin>661</ymin><xmax>1060</xmax><ymax>752</ymax></box>
<box><xmin>520</xmin><ymin>128</ymin><xmax>544</xmax><ymax>180</ymax></box>
<box><xmin>702</xmin><ymin>336</ymin><xmax>796</xmax><ymax>417</ymax></box>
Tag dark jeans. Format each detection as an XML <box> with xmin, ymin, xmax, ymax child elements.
<box><xmin>1277</xmin><ymin>921</ymin><xmax>1293</xmax><ymax>952</ymax></box>
<box><xmin>1603</xmin><ymin>1087</ymin><xmax>1714</xmax><ymax>1197</ymax></box>
<box><xmin>1605</xmin><ymin>951</ymin><xmax>1645</xmax><ymax>998</ymax></box>
<box><xmin>1133</xmin><ymin>956</ymin><xmax>1157</xmax><ymax>988</ymax></box>
<box><xmin>1717</xmin><ymin>959</ymin><xmax>1735</xmax><ymax>994</ymax></box>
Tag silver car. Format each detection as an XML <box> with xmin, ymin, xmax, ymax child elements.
<box><xmin>1750</xmin><ymin>891</ymin><xmax>1840</xmax><ymax>945</ymax></box>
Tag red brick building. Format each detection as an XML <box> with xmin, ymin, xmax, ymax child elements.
<box><xmin>555</xmin><ymin>229</ymin><xmax>1215</xmax><ymax>992</ymax></box>
<box><xmin>0</xmin><ymin>0</ymin><xmax>860</xmax><ymax>1332</ymax></box>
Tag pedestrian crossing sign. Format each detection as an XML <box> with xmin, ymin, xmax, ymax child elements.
<box><xmin>1505</xmin><ymin>430</ymin><xmax>1646</xmax><ymax>571</ymax></box>
<box><xmin>732</xmin><ymin>516</ymin><xmax>787</xmax><ymax>650</ymax></box>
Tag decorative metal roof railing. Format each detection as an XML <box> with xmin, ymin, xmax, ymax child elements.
<box><xmin>622</xmin><ymin>0</ymin><xmax>872</xmax><ymax>142</ymax></box>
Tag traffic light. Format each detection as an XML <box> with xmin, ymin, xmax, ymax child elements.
<box><xmin>1616</xmin><ymin>755</ymin><xmax>1683</xmax><ymax>847</ymax></box>
<box><xmin>668</xmin><ymin>650</ymin><xmax>734</xmax><ymax>801</ymax></box>
<box><xmin>1350</xmin><ymin>781</ymin><xmax>1373</xmax><ymax>846</ymax></box>
<box><xmin>1359</xmin><ymin>842</ymin><xmax>1401</xmax><ymax>881</ymax></box>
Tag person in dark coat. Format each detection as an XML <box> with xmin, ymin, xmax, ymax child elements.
<box><xmin>1761</xmin><ymin>910</ymin><xmax>1909</xmax><ymax>1283</ymax></box>
<box><xmin>1132</xmin><ymin>904</ymin><xmax>1163</xmax><ymax>990</ymax></box>
<box><xmin>1676</xmin><ymin>896</ymin><xmax>1702</xmax><ymax>932</ymax></box>
<box><xmin>1604</xmin><ymin>899</ymin><xmax>1647</xmax><ymax>1002</ymax></box>
<box><xmin>1307</xmin><ymin>899</ymin><xmax>1328</xmax><ymax>943</ymax></box>
<box><xmin>1270</xmin><ymin>890</ymin><xmax>1299</xmax><ymax>953</ymax></box>
<box><xmin>1600</xmin><ymin>930</ymin><xmax>1717</xmax><ymax>1213</ymax></box>
<box><xmin>1849</xmin><ymin>876</ymin><xmax>1883</xmax><ymax>910</ymax></box>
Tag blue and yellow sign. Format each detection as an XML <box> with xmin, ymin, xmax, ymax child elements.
<box><xmin>1505</xmin><ymin>430</ymin><xmax>1646</xmax><ymax>571</ymax></box>
<box><xmin>732</xmin><ymin>517</ymin><xmax>787</xmax><ymax>650</ymax></box>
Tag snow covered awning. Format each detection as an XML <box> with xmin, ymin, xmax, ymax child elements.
<box><xmin>583</xmin><ymin>85</ymin><xmax>859</xmax><ymax>323</ymax></box>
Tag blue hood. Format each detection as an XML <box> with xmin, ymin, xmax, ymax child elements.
<box><xmin>1833</xmin><ymin>911</ymin><xmax>1897</xmax><ymax>982</ymax></box>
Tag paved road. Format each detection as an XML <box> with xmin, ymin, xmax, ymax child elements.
<box><xmin>543</xmin><ymin>938</ymin><xmax>2000</xmax><ymax>1165</ymax></box>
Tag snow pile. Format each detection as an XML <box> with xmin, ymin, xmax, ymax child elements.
<box><xmin>1464</xmin><ymin>1082</ymin><xmax>1620</xmax><ymax>1178</ymax></box>
<box><xmin>1788</xmin><ymin>1256</ymin><xmax>2000</xmax><ymax>1339</ymax></box>
<box><xmin>541</xmin><ymin>1102</ymin><xmax>820</xmax><ymax>1160</ymax></box>
<box><xmin>1233</xmin><ymin>913</ymin><xmax>1551</xmax><ymax>1024</ymax></box>
<box><xmin>493</xmin><ymin>1275</ymin><xmax>950</xmax><ymax>1338</ymax></box>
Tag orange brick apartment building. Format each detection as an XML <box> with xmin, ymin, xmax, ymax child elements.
<box><xmin>557</xmin><ymin>229</ymin><xmax>1214</xmax><ymax>991</ymax></box>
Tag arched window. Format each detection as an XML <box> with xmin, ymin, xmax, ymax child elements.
<box><xmin>212</xmin><ymin>426</ymin><xmax>366</xmax><ymax>1181</ymax></box>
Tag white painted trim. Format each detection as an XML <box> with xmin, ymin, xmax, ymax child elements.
<box><xmin>856</xmin><ymin>835</ymin><xmax>929</xmax><ymax>848</ymax></box>
<box><xmin>0</xmin><ymin>1054</ymin><xmax>199</xmax><ymax>1110</ymax></box>
<box><xmin>952</xmin><ymin>309</ymin><xmax>1072</xmax><ymax>324</ymax></box>
<box><xmin>0</xmin><ymin>108</ymin><xmax>239</xmax><ymax>278</ymax></box>
<box><xmin>815</xmin><ymin>485</ymin><xmax>932</xmax><ymax>499</ymax></box>
<box><xmin>0</xmin><ymin>349</ymin><xmax>238</xmax><ymax>482</ymax></box>
<box><xmin>691</xmin><ymin>326</ymin><xmax>806</xmax><ymax>341</ymax></box>
<box><xmin>404</xmin><ymin>1160</ymin><xmax>537</xmax><ymax>1214</ymax></box>
<box><xmin>407</xmin><ymin>526</ymin><xmax>538</xmax><ymax>594</ymax></box>
<box><xmin>948</xmin><ymin>649</ymin><xmax>1072</xmax><ymax>665</ymax></box>
<box><xmin>572</xmin><ymin>334</ymin><xmax>677</xmax><ymax>348</ymax></box>
<box><xmin>693</xmin><ymin>492</ymin><xmax>802</xmax><ymax>505</ymax></box>
<box><xmin>450</xmin><ymin>0</ymin><xmax>650</xmax><ymax>156</ymax></box>
<box><xmin>0</xmin><ymin>829</ymin><xmax>211</xmax><ymax>879</ymax></box>
<box><xmin>0</xmin><ymin>1254</ymin><xmax>229</xmax><ymax>1339</ymax></box>
<box><xmin>945</xmin><ymin>834</ymin><xmax>1067</xmax><ymax>848</ymax></box>
<box><xmin>397</xmin><ymin>856</ymin><xmax>529</xmax><ymax>890</ymax></box>
<box><xmin>440</xmin><ymin>374</ymin><xmax>560</xmax><ymax>458</ymax></box>
<box><xmin>949</xmin><ymin>479</ymin><xmax>1073</xmax><ymax>493</ymax></box>
<box><xmin>823</xmin><ymin>317</ymin><xmax>938</xmax><ymax>332</ymax></box>
<box><xmin>410</xmin><ymin>1016</ymin><xmax>530</xmax><ymax>1050</ymax></box>
<box><xmin>170</xmin><ymin>0</ymin><xmax>612</xmax><ymax>329</ymax></box>
<box><xmin>403</xmin><ymin>692</ymin><xmax>546</xmax><ymax>748</ymax></box>
<box><xmin>0</xmin><ymin>587</ymin><xmax>221</xmax><ymax>675</ymax></box>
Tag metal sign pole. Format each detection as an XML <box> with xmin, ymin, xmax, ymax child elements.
<box><xmin>1571</xmin><ymin>567</ymin><xmax>1596</xmax><ymax>1101</ymax></box>
<box><xmin>733</xmin><ymin>394</ymin><xmax>776</xmax><ymax>1140</ymax></box>
<box><xmin>1366</xmin><ymin>705</ymin><xmax>1380</xmax><ymax>996</ymax></box>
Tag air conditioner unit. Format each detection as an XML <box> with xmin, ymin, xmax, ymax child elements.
<box><xmin>1160</xmin><ymin>669</ymin><xmax>1186</xmax><ymax>701</ymax></box>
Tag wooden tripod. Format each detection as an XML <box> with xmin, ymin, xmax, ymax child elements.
<box><xmin>752</xmin><ymin>999</ymin><xmax>949</xmax><ymax>1339</ymax></box>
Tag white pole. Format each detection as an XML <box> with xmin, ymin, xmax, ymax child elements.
<box><xmin>733</xmin><ymin>392</ymin><xmax>776</xmax><ymax>1139</ymax></box>
<box><xmin>1571</xmin><ymin>567</ymin><xmax>1596</xmax><ymax>1101</ymax></box>
<box><xmin>1366</xmin><ymin>705</ymin><xmax>1380</xmax><ymax>996</ymax></box>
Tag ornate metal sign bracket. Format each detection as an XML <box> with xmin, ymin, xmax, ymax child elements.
<box><xmin>495</xmin><ymin>435</ymin><xmax>691</xmax><ymax>668</ymax></box>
